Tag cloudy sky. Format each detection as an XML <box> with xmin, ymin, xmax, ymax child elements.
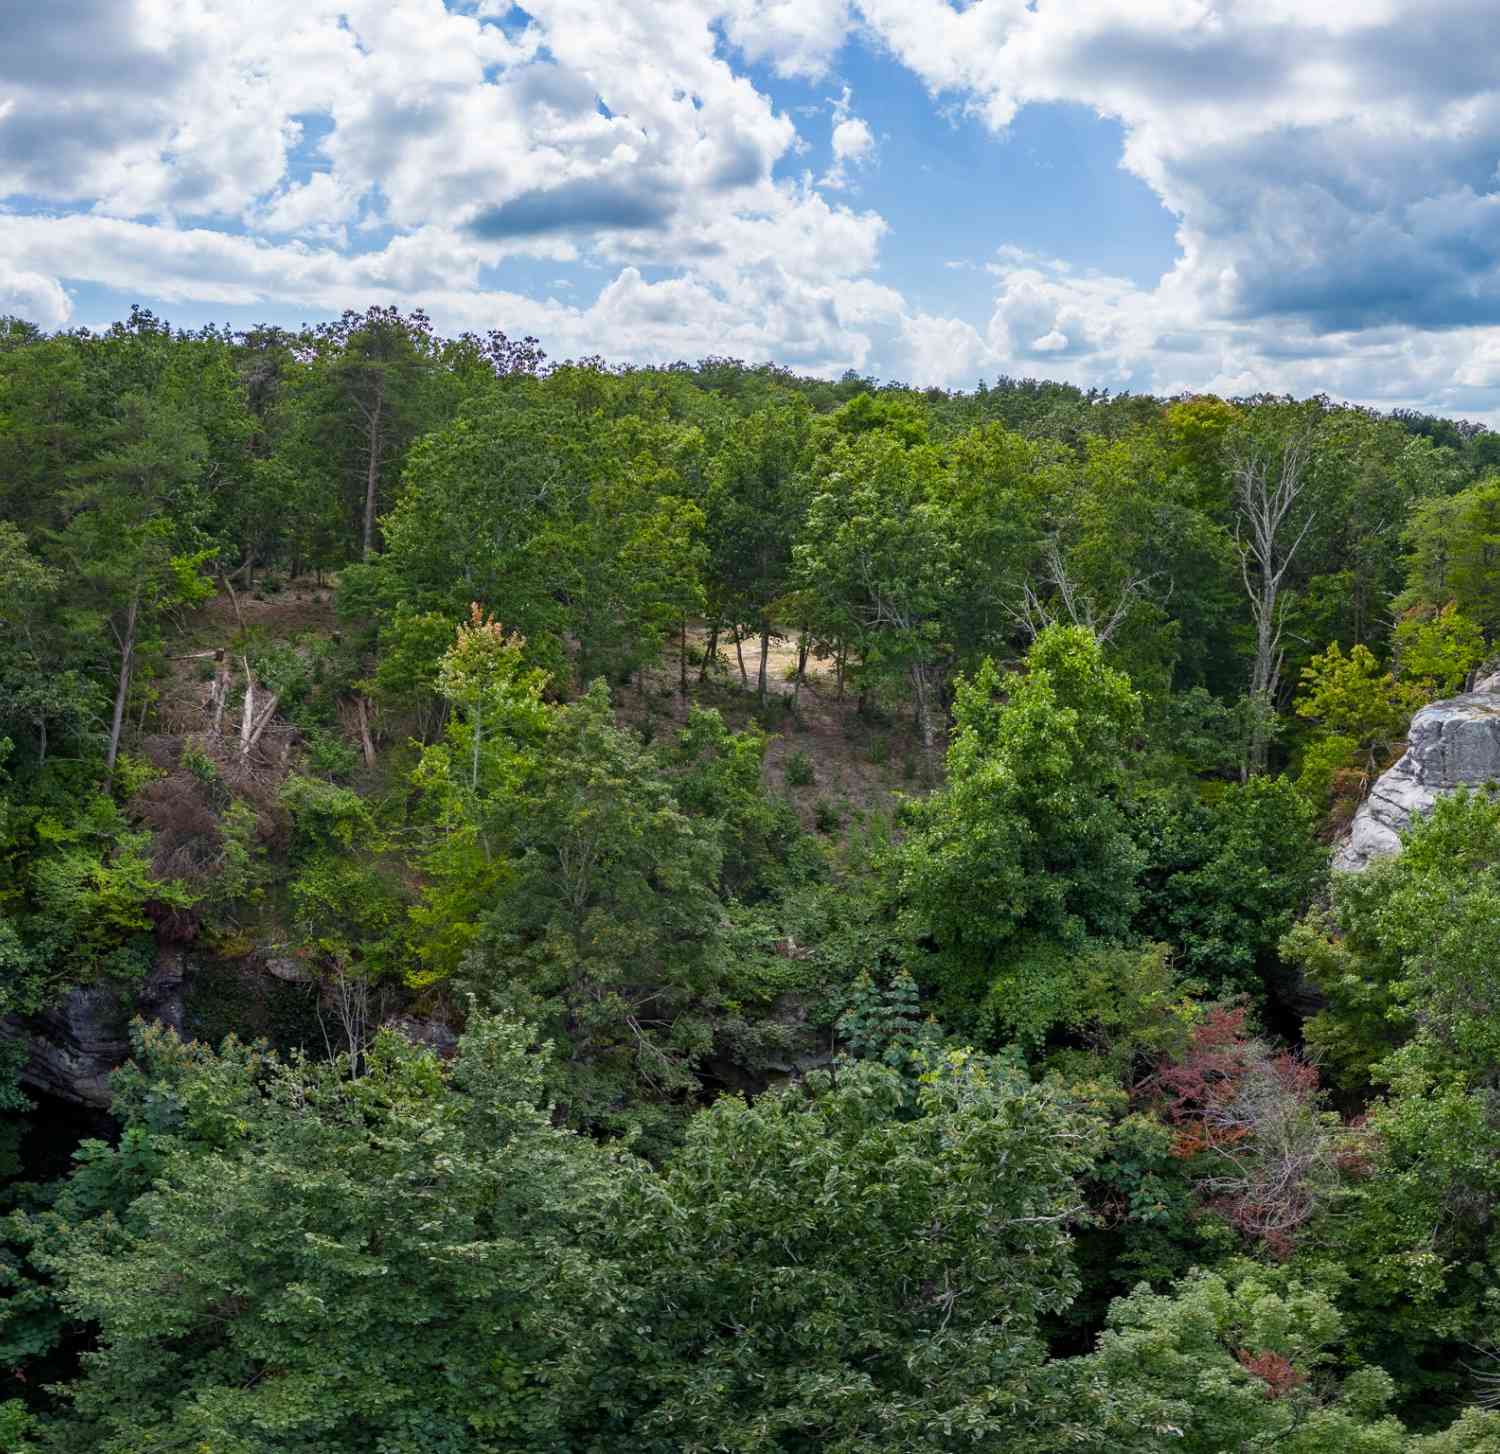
<box><xmin>4</xmin><ymin>1</ymin><xmax>1500</xmax><ymax>418</ymax></box>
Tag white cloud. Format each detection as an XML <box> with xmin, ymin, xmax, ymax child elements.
<box><xmin>6</xmin><ymin>0</ymin><xmax>1500</xmax><ymax>416</ymax></box>
<box><xmin>856</xmin><ymin>0</ymin><xmax>1500</xmax><ymax>416</ymax></box>
<box><xmin>833</xmin><ymin>116</ymin><xmax>874</xmax><ymax>166</ymax></box>
<box><xmin>899</xmin><ymin>312</ymin><xmax>990</xmax><ymax>387</ymax></box>
<box><xmin>0</xmin><ymin>209</ymin><xmax>899</xmax><ymax>376</ymax></box>
<box><xmin>0</xmin><ymin>266</ymin><xmax>71</xmax><ymax>330</ymax></box>
<box><xmin>0</xmin><ymin>0</ymin><xmax>794</xmax><ymax>251</ymax></box>
<box><xmin>0</xmin><ymin>0</ymin><xmax>898</xmax><ymax>375</ymax></box>
<box><xmin>820</xmin><ymin>85</ymin><xmax>877</xmax><ymax>191</ymax></box>
<box><xmin>719</xmin><ymin>0</ymin><xmax>852</xmax><ymax>78</ymax></box>
<box><xmin>895</xmin><ymin>246</ymin><xmax>1500</xmax><ymax>426</ymax></box>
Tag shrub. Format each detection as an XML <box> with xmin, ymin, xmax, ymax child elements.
<box><xmin>1295</xmin><ymin>732</ymin><xmax>1360</xmax><ymax>812</ymax></box>
<box><xmin>783</xmin><ymin>750</ymin><xmax>815</xmax><ymax>787</ymax></box>
<box><xmin>813</xmin><ymin>798</ymin><xmax>842</xmax><ymax>834</ymax></box>
<box><xmin>1393</xmin><ymin>600</ymin><xmax>1487</xmax><ymax>695</ymax></box>
<box><xmin>180</xmin><ymin>740</ymin><xmax>221</xmax><ymax>790</ymax></box>
<box><xmin>302</xmin><ymin>728</ymin><xmax>361</xmax><ymax>782</ymax></box>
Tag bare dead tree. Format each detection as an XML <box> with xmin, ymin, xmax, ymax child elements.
<box><xmin>206</xmin><ymin>649</ymin><xmax>232</xmax><ymax>736</ymax></box>
<box><xmin>318</xmin><ymin>964</ymin><xmax>391</xmax><ymax>1074</ymax></box>
<box><xmin>1233</xmin><ymin>429</ymin><xmax>1315</xmax><ymax>778</ymax></box>
<box><xmin>1142</xmin><ymin>1009</ymin><xmax>1345</xmax><ymax>1258</ymax></box>
<box><xmin>1192</xmin><ymin>1056</ymin><xmax>1341</xmax><ymax>1254</ymax></box>
<box><xmin>238</xmin><ymin>656</ymin><xmax>282</xmax><ymax>759</ymax></box>
<box><xmin>353</xmin><ymin>694</ymin><xmax>376</xmax><ymax>769</ymax></box>
<box><xmin>1007</xmin><ymin>540</ymin><xmax>1159</xmax><ymax>647</ymax></box>
<box><xmin>1462</xmin><ymin>1344</ymin><xmax>1500</xmax><ymax>1410</ymax></box>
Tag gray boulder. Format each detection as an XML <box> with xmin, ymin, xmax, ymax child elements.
<box><xmin>1335</xmin><ymin>687</ymin><xmax>1500</xmax><ymax>872</ymax></box>
<box><xmin>382</xmin><ymin>1014</ymin><xmax>460</xmax><ymax>1059</ymax></box>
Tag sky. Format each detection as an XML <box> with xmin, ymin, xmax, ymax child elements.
<box><xmin>4</xmin><ymin>1</ymin><xmax>1500</xmax><ymax>419</ymax></box>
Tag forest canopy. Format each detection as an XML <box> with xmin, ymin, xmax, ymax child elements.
<box><xmin>4</xmin><ymin>306</ymin><xmax>1500</xmax><ymax>1449</ymax></box>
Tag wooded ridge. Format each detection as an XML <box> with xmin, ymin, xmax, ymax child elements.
<box><xmin>4</xmin><ymin>307</ymin><xmax>1500</xmax><ymax>1449</ymax></box>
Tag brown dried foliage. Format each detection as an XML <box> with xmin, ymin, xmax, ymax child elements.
<box><xmin>1138</xmin><ymin>1008</ymin><xmax>1337</xmax><ymax>1256</ymax></box>
<box><xmin>1235</xmin><ymin>1348</ymin><xmax>1306</xmax><ymax>1399</ymax></box>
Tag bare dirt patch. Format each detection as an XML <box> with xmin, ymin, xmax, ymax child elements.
<box><xmin>627</xmin><ymin>627</ymin><xmax>941</xmax><ymax>836</ymax></box>
<box><xmin>192</xmin><ymin>581</ymin><xmax>339</xmax><ymax>643</ymax></box>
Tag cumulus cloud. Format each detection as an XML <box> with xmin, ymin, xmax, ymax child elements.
<box><xmin>0</xmin><ymin>266</ymin><xmax>71</xmax><ymax>330</ymax></box>
<box><xmin>894</xmin><ymin>243</ymin><xmax>1500</xmax><ymax>425</ymax></box>
<box><xmin>719</xmin><ymin>0</ymin><xmax>852</xmax><ymax>78</ymax></box>
<box><xmin>0</xmin><ymin>0</ymin><xmax>893</xmax><ymax>374</ymax></box>
<box><xmin>857</xmin><ymin>0</ymin><xmax>1500</xmax><ymax>414</ymax></box>
<box><xmin>0</xmin><ymin>1</ymin><xmax>793</xmax><ymax>247</ymax></box>
<box><xmin>819</xmin><ymin>87</ymin><xmax>877</xmax><ymax>191</ymax></box>
<box><xmin>0</xmin><ymin>208</ymin><xmax>898</xmax><ymax>376</ymax></box>
<box><xmin>898</xmin><ymin>312</ymin><xmax>989</xmax><ymax>387</ymax></box>
<box><xmin>6</xmin><ymin>0</ymin><xmax>1500</xmax><ymax>414</ymax></box>
<box><xmin>471</xmin><ymin>178</ymin><xmax>678</xmax><ymax>240</ymax></box>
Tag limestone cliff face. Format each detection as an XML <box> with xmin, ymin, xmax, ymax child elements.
<box><xmin>1334</xmin><ymin>673</ymin><xmax>1500</xmax><ymax>872</ymax></box>
<box><xmin>1</xmin><ymin>947</ymin><xmax>458</xmax><ymax>1106</ymax></box>
<box><xmin>1</xmin><ymin>952</ymin><xmax>186</xmax><ymax>1107</ymax></box>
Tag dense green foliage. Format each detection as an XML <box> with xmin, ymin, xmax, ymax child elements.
<box><xmin>4</xmin><ymin>308</ymin><xmax>1500</xmax><ymax>1444</ymax></box>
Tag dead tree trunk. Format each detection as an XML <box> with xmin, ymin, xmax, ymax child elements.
<box><xmin>208</xmin><ymin>649</ymin><xmax>231</xmax><ymax>735</ymax></box>
<box><xmin>105</xmin><ymin>588</ymin><xmax>140</xmax><ymax>777</ymax></box>
<box><xmin>1234</xmin><ymin>431</ymin><xmax>1315</xmax><ymax>778</ymax></box>
<box><xmin>240</xmin><ymin>658</ymin><xmax>255</xmax><ymax>756</ymax></box>
<box><xmin>238</xmin><ymin>657</ymin><xmax>281</xmax><ymax>759</ymax></box>
<box><xmin>354</xmin><ymin>695</ymin><xmax>376</xmax><ymax>768</ymax></box>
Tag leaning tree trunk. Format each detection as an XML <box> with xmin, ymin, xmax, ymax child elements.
<box><xmin>105</xmin><ymin>588</ymin><xmax>140</xmax><ymax>777</ymax></box>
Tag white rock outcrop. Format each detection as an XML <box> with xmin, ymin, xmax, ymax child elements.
<box><xmin>1335</xmin><ymin>677</ymin><xmax>1500</xmax><ymax>872</ymax></box>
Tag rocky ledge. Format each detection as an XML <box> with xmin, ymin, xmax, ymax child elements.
<box><xmin>1</xmin><ymin>952</ymin><xmax>187</xmax><ymax>1107</ymax></box>
<box><xmin>1335</xmin><ymin>672</ymin><xmax>1500</xmax><ymax>872</ymax></box>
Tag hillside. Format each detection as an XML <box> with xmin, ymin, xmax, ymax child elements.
<box><xmin>4</xmin><ymin>310</ymin><xmax>1500</xmax><ymax>1447</ymax></box>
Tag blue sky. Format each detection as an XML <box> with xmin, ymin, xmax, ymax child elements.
<box><xmin>3</xmin><ymin>1</ymin><xmax>1500</xmax><ymax>419</ymax></box>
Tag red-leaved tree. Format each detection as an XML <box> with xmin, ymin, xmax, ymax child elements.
<box><xmin>1139</xmin><ymin>1008</ymin><xmax>1337</xmax><ymax>1256</ymax></box>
